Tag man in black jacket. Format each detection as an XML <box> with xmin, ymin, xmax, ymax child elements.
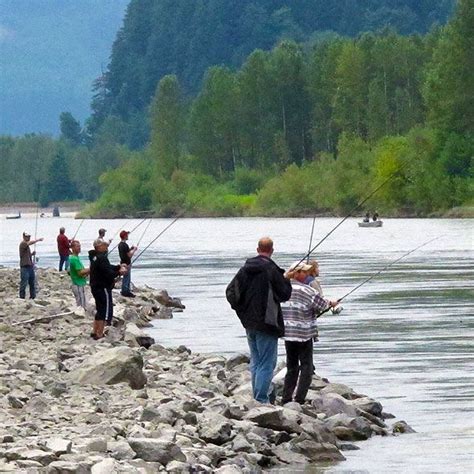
<box><xmin>226</xmin><ymin>237</ymin><xmax>292</xmax><ymax>403</ymax></box>
<box><xmin>89</xmin><ymin>239</ymin><xmax>127</xmax><ymax>339</ymax></box>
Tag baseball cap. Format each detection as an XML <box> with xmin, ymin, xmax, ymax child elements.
<box><xmin>23</xmin><ymin>231</ymin><xmax>31</xmax><ymax>238</ymax></box>
<box><xmin>98</xmin><ymin>228</ymin><xmax>107</xmax><ymax>233</ymax></box>
<box><xmin>119</xmin><ymin>230</ymin><xmax>130</xmax><ymax>239</ymax></box>
<box><xmin>288</xmin><ymin>260</ymin><xmax>313</xmax><ymax>272</ymax></box>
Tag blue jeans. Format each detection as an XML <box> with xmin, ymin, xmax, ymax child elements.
<box><xmin>59</xmin><ymin>255</ymin><xmax>70</xmax><ymax>271</ymax></box>
<box><xmin>246</xmin><ymin>329</ymin><xmax>278</xmax><ymax>403</ymax></box>
<box><xmin>121</xmin><ymin>266</ymin><xmax>131</xmax><ymax>294</ymax></box>
<box><xmin>20</xmin><ymin>266</ymin><xmax>36</xmax><ymax>299</ymax></box>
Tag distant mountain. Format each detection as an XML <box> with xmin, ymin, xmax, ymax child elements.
<box><xmin>0</xmin><ymin>0</ymin><xmax>128</xmax><ymax>135</ymax></box>
<box><xmin>91</xmin><ymin>0</ymin><xmax>455</xmax><ymax>147</ymax></box>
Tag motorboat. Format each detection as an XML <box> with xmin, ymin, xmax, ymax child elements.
<box><xmin>6</xmin><ymin>212</ymin><xmax>21</xmax><ymax>219</ymax></box>
<box><xmin>358</xmin><ymin>220</ymin><xmax>383</xmax><ymax>227</ymax></box>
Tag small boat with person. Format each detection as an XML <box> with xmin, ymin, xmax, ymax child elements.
<box><xmin>358</xmin><ymin>220</ymin><xmax>383</xmax><ymax>227</ymax></box>
<box><xmin>359</xmin><ymin>211</ymin><xmax>382</xmax><ymax>227</ymax></box>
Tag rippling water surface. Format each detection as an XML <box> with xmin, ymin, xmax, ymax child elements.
<box><xmin>1</xmin><ymin>216</ymin><xmax>473</xmax><ymax>473</ymax></box>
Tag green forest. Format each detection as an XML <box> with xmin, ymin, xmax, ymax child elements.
<box><xmin>0</xmin><ymin>0</ymin><xmax>472</xmax><ymax>217</ymax></box>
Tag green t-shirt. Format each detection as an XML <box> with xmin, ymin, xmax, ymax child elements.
<box><xmin>69</xmin><ymin>255</ymin><xmax>87</xmax><ymax>286</ymax></box>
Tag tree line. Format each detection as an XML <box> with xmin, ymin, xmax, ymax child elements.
<box><xmin>0</xmin><ymin>0</ymin><xmax>471</xmax><ymax>217</ymax></box>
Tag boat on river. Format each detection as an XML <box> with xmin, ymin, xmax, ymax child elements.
<box><xmin>6</xmin><ymin>212</ymin><xmax>21</xmax><ymax>219</ymax></box>
<box><xmin>358</xmin><ymin>220</ymin><xmax>383</xmax><ymax>227</ymax></box>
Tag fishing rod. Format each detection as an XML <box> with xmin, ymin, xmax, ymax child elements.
<box><xmin>108</xmin><ymin>217</ymin><xmax>148</xmax><ymax>254</ymax></box>
<box><xmin>33</xmin><ymin>180</ymin><xmax>41</xmax><ymax>263</ymax></box>
<box><xmin>132</xmin><ymin>214</ymin><xmax>182</xmax><ymax>264</ymax></box>
<box><xmin>135</xmin><ymin>219</ymin><xmax>152</xmax><ymax>248</ymax></box>
<box><xmin>72</xmin><ymin>218</ymin><xmax>85</xmax><ymax>240</ymax></box>
<box><xmin>297</xmin><ymin>162</ymin><xmax>408</xmax><ymax>268</ymax></box>
<box><xmin>306</xmin><ymin>217</ymin><xmax>316</xmax><ymax>263</ymax></box>
<box><xmin>316</xmin><ymin>235</ymin><xmax>442</xmax><ymax>319</ymax></box>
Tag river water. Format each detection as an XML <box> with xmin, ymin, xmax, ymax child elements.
<box><xmin>1</xmin><ymin>216</ymin><xmax>473</xmax><ymax>473</ymax></box>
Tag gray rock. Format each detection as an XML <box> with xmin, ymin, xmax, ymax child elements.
<box><xmin>290</xmin><ymin>437</ymin><xmax>345</xmax><ymax>462</ymax></box>
<box><xmin>47</xmin><ymin>460</ymin><xmax>92</xmax><ymax>473</ymax></box>
<box><xmin>392</xmin><ymin>420</ymin><xmax>416</xmax><ymax>434</ymax></box>
<box><xmin>128</xmin><ymin>438</ymin><xmax>186</xmax><ymax>463</ymax></box>
<box><xmin>91</xmin><ymin>458</ymin><xmax>119</xmax><ymax>474</ymax></box>
<box><xmin>312</xmin><ymin>392</ymin><xmax>358</xmax><ymax>417</ymax></box>
<box><xmin>108</xmin><ymin>440</ymin><xmax>136</xmax><ymax>460</ymax></box>
<box><xmin>325</xmin><ymin>414</ymin><xmax>373</xmax><ymax>441</ymax></box>
<box><xmin>70</xmin><ymin>346</ymin><xmax>147</xmax><ymax>390</ymax></box>
<box><xmin>7</xmin><ymin>395</ymin><xmax>24</xmax><ymax>409</ymax></box>
<box><xmin>124</xmin><ymin>323</ymin><xmax>155</xmax><ymax>349</ymax></box>
<box><xmin>44</xmin><ymin>438</ymin><xmax>72</xmax><ymax>455</ymax></box>
<box><xmin>321</xmin><ymin>383</ymin><xmax>359</xmax><ymax>400</ymax></box>
<box><xmin>352</xmin><ymin>396</ymin><xmax>383</xmax><ymax>417</ymax></box>
<box><xmin>225</xmin><ymin>354</ymin><xmax>250</xmax><ymax>370</ymax></box>
<box><xmin>198</xmin><ymin>413</ymin><xmax>234</xmax><ymax>445</ymax></box>
<box><xmin>244</xmin><ymin>406</ymin><xmax>302</xmax><ymax>433</ymax></box>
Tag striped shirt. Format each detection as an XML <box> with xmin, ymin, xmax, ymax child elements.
<box><xmin>282</xmin><ymin>280</ymin><xmax>330</xmax><ymax>342</ymax></box>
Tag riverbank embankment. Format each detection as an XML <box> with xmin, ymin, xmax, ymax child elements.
<box><xmin>0</xmin><ymin>267</ymin><xmax>413</xmax><ymax>473</ymax></box>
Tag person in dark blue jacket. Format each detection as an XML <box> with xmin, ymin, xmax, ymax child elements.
<box><xmin>226</xmin><ymin>237</ymin><xmax>292</xmax><ymax>404</ymax></box>
<box><xmin>89</xmin><ymin>239</ymin><xmax>127</xmax><ymax>339</ymax></box>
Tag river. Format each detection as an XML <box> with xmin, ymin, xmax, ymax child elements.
<box><xmin>1</xmin><ymin>216</ymin><xmax>473</xmax><ymax>473</ymax></box>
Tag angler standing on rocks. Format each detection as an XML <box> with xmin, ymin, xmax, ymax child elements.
<box><xmin>118</xmin><ymin>230</ymin><xmax>137</xmax><ymax>297</ymax></box>
<box><xmin>57</xmin><ymin>226</ymin><xmax>71</xmax><ymax>271</ymax></box>
<box><xmin>96</xmin><ymin>228</ymin><xmax>112</xmax><ymax>245</ymax></box>
<box><xmin>69</xmin><ymin>240</ymin><xmax>90</xmax><ymax>310</ymax></box>
<box><xmin>89</xmin><ymin>239</ymin><xmax>127</xmax><ymax>339</ymax></box>
<box><xmin>226</xmin><ymin>237</ymin><xmax>292</xmax><ymax>404</ymax></box>
<box><xmin>19</xmin><ymin>231</ymin><xmax>44</xmax><ymax>299</ymax></box>
<box><xmin>281</xmin><ymin>261</ymin><xmax>337</xmax><ymax>405</ymax></box>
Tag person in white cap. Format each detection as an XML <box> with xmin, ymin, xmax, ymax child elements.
<box><xmin>19</xmin><ymin>231</ymin><xmax>44</xmax><ymax>299</ymax></box>
<box><xmin>281</xmin><ymin>260</ymin><xmax>338</xmax><ymax>405</ymax></box>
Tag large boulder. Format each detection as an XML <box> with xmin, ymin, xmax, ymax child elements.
<box><xmin>243</xmin><ymin>406</ymin><xmax>302</xmax><ymax>433</ymax></box>
<box><xmin>69</xmin><ymin>347</ymin><xmax>147</xmax><ymax>389</ymax></box>
<box><xmin>312</xmin><ymin>392</ymin><xmax>358</xmax><ymax>418</ymax></box>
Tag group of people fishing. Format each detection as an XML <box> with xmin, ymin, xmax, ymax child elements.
<box><xmin>18</xmin><ymin>227</ymin><xmax>138</xmax><ymax>339</ymax></box>
<box><xmin>226</xmin><ymin>237</ymin><xmax>343</xmax><ymax>406</ymax></box>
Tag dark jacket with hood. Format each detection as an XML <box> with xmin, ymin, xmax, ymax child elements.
<box><xmin>226</xmin><ymin>255</ymin><xmax>292</xmax><ymax>337</ymax></box>
<box><xmin>88</xmin><ymin>250</ymin><xmax>120</xmax><ymax>290</ymax></box>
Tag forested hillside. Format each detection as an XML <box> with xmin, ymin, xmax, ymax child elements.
<box><xmin>0</xmin><ymin>0</ymin><xmax>471</xmax><ymax>218</ymax></box>
<box><xmin>88</xmin><ymin>0</ymin><xmax>455</xmax><ymax>148</ymax></box>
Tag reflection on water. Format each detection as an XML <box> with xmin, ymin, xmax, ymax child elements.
<box><xmin>1</xmin><ymin>217</ymin><xmax>473</xmax><ymax>472</ymax></box>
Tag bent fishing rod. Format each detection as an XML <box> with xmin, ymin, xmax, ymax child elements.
<box><xmin>316</xmin><ymin>235</ymin><xmax>442</xmax><ymax>319</ymax></box>
<box><xmin>297</xmin><ymin>162</ymin><xmax>408</xmax><ymax>269</ymax></box>
<box><xmin>132</xmin><ymin>214</ymin><xmax>182</xmax><ymax>265</ymax></box>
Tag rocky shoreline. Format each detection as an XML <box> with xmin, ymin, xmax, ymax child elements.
<box><xmin>0</xmin><ymin>267</ymin><xmax>413</xmax><ymax>473</ymax></box>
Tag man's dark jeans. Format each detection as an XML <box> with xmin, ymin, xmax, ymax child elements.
<box><xmin>19</xmin><ymin>266</ymin><xmax>36</xmax><ymax>299</ymax></box>
<box><xmin>59</xmin><ymin>254</ymin><xmax>70</xmax><ymax>271</ymax></box>
<box><xmin>282</xmin><ymin>339</ymin><xmax>314</xmax><ymax>404</ymax></box>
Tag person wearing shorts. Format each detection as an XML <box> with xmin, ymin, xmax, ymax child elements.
<box><xmin>88</xmin><ymin>239</ymin><xmax>127</xmax><ymax>339</ymax></box>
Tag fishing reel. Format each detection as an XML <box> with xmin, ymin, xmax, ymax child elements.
<box><xmin>331</xmin><ymin>304</ymin><xmax>343</xmax><ymax>315</ymax></box>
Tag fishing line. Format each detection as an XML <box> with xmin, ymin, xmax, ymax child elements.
<box><xmin>316</xmin><ymin>235</ymin><xmax>443</xmax><ymax>318</ymax></box>
<box><xmin>135</xmin><ymin>219</ymin><xmax>152</xmax><ymax>248</ymax></box>
<box><xmin>306</xmin><ymin>217</ymin><xmax>316</xmax><ymax>263</ymax></box>
<box><xmin>297</xmin><ymin>162</ymin><xmax>408</xmax><ymax>268</ymax></box>
<box><xmin>132</xmin><ymin>214</ymin><xmax>182</xmax><ymax>264</ymax></box>
<box><xmin>108</xmin><ymin>217</ymin><xmax>148</xmax><ymax>254</ymax></box>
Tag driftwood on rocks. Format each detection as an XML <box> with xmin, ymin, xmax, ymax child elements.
<box><xmin>0</xmin><ymin>266</ymin><xmax>414</xmax><ymax>473</ymax></box>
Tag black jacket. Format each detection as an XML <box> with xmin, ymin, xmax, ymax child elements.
<box><xmin>88</xmin><ymin>250</ymin><xmax>120</xmax><ymax>290</ymax></box>
<box><xmin>226</xmin><ymin>255</ymin><xmax>292</xmax><ymax>337</ymax></box>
